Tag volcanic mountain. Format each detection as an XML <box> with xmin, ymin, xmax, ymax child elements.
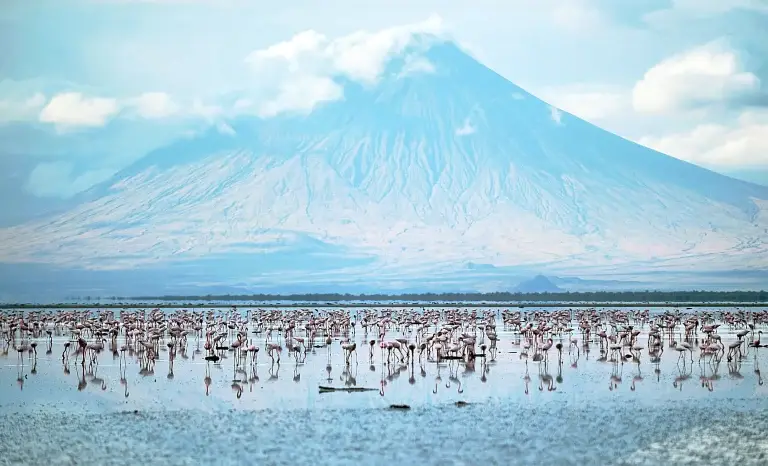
<box><xmin>2</xmin><ymin>39</ymin><xmax>767</xmax><ymax>296</ymax></box>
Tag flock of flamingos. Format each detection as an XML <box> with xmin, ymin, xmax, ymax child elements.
<box><xmin>1</xmin><ymin>306</ymin><xmax>767</xmax><ymax>400</ymax></box>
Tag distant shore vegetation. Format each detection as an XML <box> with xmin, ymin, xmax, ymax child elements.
<box><xmin>128</xmin><ymin>290</ymin><xmax>768</xmax><ymax>303</ymax></box>
<box><xmin>6</xmin><ymin>290</ymin><xmax>766</xmax><ymax>308</ymax></box>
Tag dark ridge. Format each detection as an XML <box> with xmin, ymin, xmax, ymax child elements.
<box><xmin>100</xmin><ymin>290</ymin><xmax>768</xmax><ymax>303</ymax></box>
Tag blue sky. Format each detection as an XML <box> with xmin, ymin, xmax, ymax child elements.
<box><xmin>2</xmin><ymin>0</ymin><xmax>768</xmax><ymax>199</ymax></box>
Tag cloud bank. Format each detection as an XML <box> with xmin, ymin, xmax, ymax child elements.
<box><xmin>241</xmin><ymin>15</ymin><xmax>446</xmax><ymax>117</ymax></box>
<box><xmin>632</xmin><ymin>42</ymin><xmax>762</xmax><ymax>114</ymax></box>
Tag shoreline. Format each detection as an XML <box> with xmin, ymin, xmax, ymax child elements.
<box><xmin>2</xmin><ymin>301</ymin><xmax>766</xmax><ymax>309</ymax></box>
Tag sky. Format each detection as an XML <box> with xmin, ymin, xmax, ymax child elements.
<box><xmin>1</xmin><ymin>0</ymin><xmax>767</xmax><ymax>201</ymax></box>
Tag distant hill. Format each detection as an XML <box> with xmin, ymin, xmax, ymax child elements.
<box><xmin>515</xmin><ymin>275</ymin><xmax>562</xmax><ymax>293</ymax></box>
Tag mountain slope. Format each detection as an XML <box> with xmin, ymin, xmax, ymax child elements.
<box><xmin>1</xmin><ymin>39</ymin><xmax>767</xmax><ymax>295</ymax></box>
<box><xmin>515</xmin><ymin>275</ymin><xmax>562</xmax><ymax>293</ymax></box>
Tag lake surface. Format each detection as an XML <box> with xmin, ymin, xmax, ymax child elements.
<box><xmin>1</xmin><ymin>306</ymin><xmax>767</xmax><ymax>465</ymax></box>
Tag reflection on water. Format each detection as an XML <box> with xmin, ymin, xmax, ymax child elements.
<box><xmin>2</xmin><ymin>306</ymin><xmax>768</xmax><ymax>404</ymax></box>
<box><xmin>2</xmin><ymin>306</ymin><xmax>768</xmax><ymax>464</ymax></box>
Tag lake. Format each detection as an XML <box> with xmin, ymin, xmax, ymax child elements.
<box><xmin>1</xmin><ymin>306</ymin><xmax>767</xmax><ymax>465</ymax></box>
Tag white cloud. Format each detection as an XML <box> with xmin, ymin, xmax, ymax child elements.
<box><xmin>536</xmin><ymin>82</ymin><xmax>706</xmax><ymax>143</ymax></box>
<box><xmin>398</xmin><ymin>55</ymin><xmax>436</xmax><ymax>78</ymax></box>
<box><xmin>39</xmin><ymin>92</ymin><xmax>120</xmax><ymax>127</ymax></box>
<box><xmin>130</xmin><ymin>92</ymin><xmax>178</xmax><ymax>119</ymax></box>
<box><xmin>632</xmin><ymin>43</ymin><xmax>761</xmax><ymax>114</ymax></box>
<box><xmin>10</xmin><ymin>14</ymin><xmax>446</xmax><ymax>126</ymax></box>
<box><xmin>326</xmin><ymin>14</ymin><xmax>444</xmax><ymax>83</ymax></box>
<box><xmin>551</xmin><ymin>1</ymin><xmax>604</xmax><ymax>31</ymax></box>
<box><xmin>0</xmin><ymin>92</ymin><xmax>46</xmax><ymax>124</ymax></box>
<box><xmin>550</xmin><ymin>106</ymin><xmax>563</xmax><ymax>125</ymax></box>
<box><xmin>671</xmin><ymin>0</ymin><xmax>768</xmax><ymax>14</ymax></box>
<box><xmin>541</xmin><ymin>84</ymin><xmax>627</xmax><ymax>121</ymax></box>
<box><xmin>250</xmin><ymin>30</ymin><xmax>329</xmax><ymax>70</ymax></box>
<box><xmin>189</xmin><ymin>98</ymin><xmax>223</xmax><ymax>120</ymax></box>
<box><xmin>243</xmin><ymin>15</ymin><xmax>446</xmax><ymax>117</ymax></box>
<box><xmin>455</xmin><ymin>118</ymin><xmax>475</xmax><ymax>136</ymax></box>
<box><xmin>639</xmin><ymin>110</ymin><xmax>768</xmax><ymax>167</ymax></box>
<box><xmin>257</xmin><ymin>75</ymin><xmax>343</xmax><ymax>118</ymax></box>
<box><xmin>18</xmin><ymin>89</ymin><xmax>211</xmax><ymax>126</ymax></box>
<box><xmin>645</xmin><ymin>0</ymin><xmax>768</xmax><ymax>25</ymax></box>
<box><xmin>233</xmin><ymin>98</ymin><xmax>252</xmax><ymax>111</ymax></box>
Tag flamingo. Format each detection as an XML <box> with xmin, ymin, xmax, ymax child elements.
<box><xmin>341</xmin><ymin>342</ymin><xmax>357</xmax><ymax>365</ymax></box>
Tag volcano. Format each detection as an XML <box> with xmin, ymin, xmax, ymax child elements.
<box><xmin>1</xmin><ymin>38</ymin><xmax>767</xmax><ymax>297</ymax></box>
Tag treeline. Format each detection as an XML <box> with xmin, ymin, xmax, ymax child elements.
<box><xmin>125</xmin><ymin>290</ymin><xmax>768</xmax><ymax>303</ymax></box>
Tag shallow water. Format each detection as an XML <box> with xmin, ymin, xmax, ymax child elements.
<box><xmin>1</xmin><ymin>306</ymin><xmax>767</xmax><ymax>465</ymax></box>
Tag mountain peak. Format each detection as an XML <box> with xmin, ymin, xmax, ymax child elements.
<box><xmin>370</xmin><ymin>38</ymin><xmax>523</xmax><ymax>94</ymax></box>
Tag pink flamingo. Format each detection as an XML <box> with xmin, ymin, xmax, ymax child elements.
<box><xmin>541</xmin><ymin>338</ymin><xmax>553</xmax><ymax>362</ymax></box>
<box><xmin>267</xmin><ymin>343</ymin><xmax>282</xmax><ymax>364</ymax></box>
